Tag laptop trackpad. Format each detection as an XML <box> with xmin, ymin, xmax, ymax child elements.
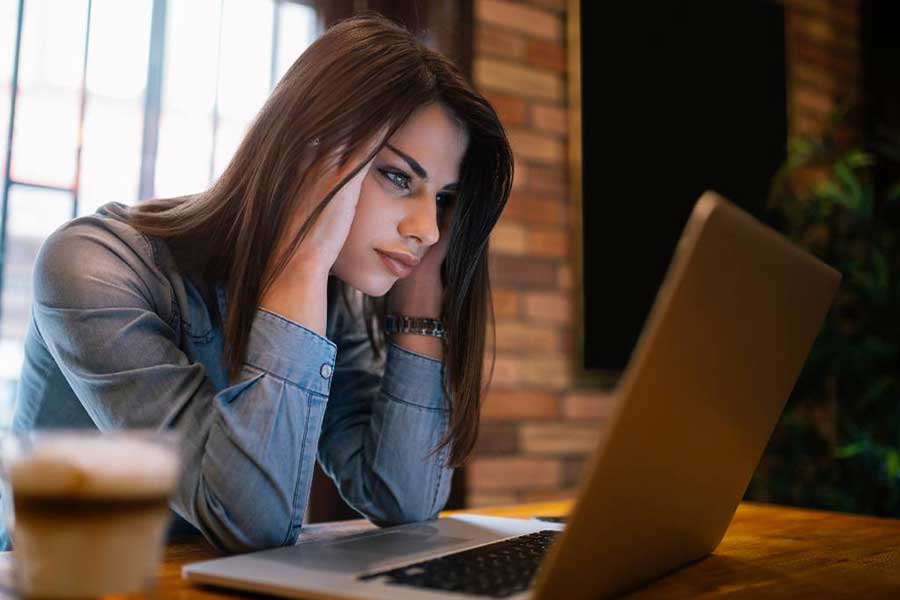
<box><xmin>262</xmin><ymin>522</ymin><xmax>475</xmax><ymax>574</ymax></box>
<box><xmin>329</xmin><ymin>524</ymin><xmax>469</xmax><ymax>556</ymax></box>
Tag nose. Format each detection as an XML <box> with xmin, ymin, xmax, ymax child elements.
<box><xmin>398</xmin><ymin>196</ymin><xmax>440</xmax><ymax>247</ymax></box>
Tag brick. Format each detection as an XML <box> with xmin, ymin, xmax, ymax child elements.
<box><xmin>561</xmin><ymin>457</ymin><xmax>587</xmax><ymax>487</ymax></box>
<box><xmin>525</xmin><ymin>163</ymin><xmax>568</xmax><ymax>197</ymax></box>
<box><xmin>489</xmin><ymin>354</ymin><xmax>523</xmax><ymax>387</ymax></box>
<box><xmin>491</xmin><ymin>288</ymin><xmax>521</xmax><ymax>319</ymax></box>
<box><xmin>474</xmin><ymin>422</ymin><xmax>519</xmax><ymax>455</ymax></box>
<box><xmin>502</xmin><ymin>192</ymin><xmax>567</xmax><ymax>225</ymax></box>
<box><xmin>487</xmin><ymin>354</ymin><xmax>572</xmax><ymax>390</ymax></box>
<box><xmin>476</xmin><ymin>0</ymin><xmax>563</xmax><ymax>40</ymax></box>
<box><xmin>526</xmin><ymin>226</ymin><xmax>569</xmax><ymax>258</ymax></box>
<box><xmin>561</xmin><ymin>329</ymin><xmax>574</xmax><ymax>355</ymax></box>
<box><xmin>787</xmin><ymin>0</ymin><xmax>860</xmax><ymax>32</ymax></box>
<box><xmin>494</xmin><ymin>321</ymin><xmax>561</xmax><ymax>353</ymax></box>
<box><xmin>791</xmin><ymin>12</ymin><xmax>858</xmax><ymax>52</ymax></box>
<box><xmin>468</xmin><ymin>457</ymin><xmax>562</xmax><ymax>491</ymax></box>
<box><xmin>519</xmin><ymin>355</ymin><xmax>572</xmax><ymax>390</ymax></box>
<box><xmin>519</xmin><ymin>488</ymin><xmax>575</xmax><ymax>503</ymax></box>
<box><xmin>527</xmin><ymin>38</ymin><xmax>567</xmax><ymax>72</ymax></box>
<box><xmin>511</xmin><ymin>160</ymin><xmax>528</xmax><ymax>191</ymax></box>
<box><xmin>484</xmin><ymin>91</ymin><xmax>528</xmax><ymax>127</ymax></box>
<box><xmin>520</xmin><ymin>421</ymin><xmax>602</xmax><ymax>455</ymax></box>
<box><xmin>474</xmin><ymin>58</ymin><xmax>563</xmax><ymax>101</ymax></box>
<box><xmin>561</xmin><ymin>391</ymin><xmax>617</xmax><ymax>419</ymax></box>
<box><xmin>491</xmin><ymin>221</ymin><xmax>527</xmax><ymax>254</ymax></box>
<box><xmin>531</xmin><ymin>103</ymin><xmax>568</xmax><ymax>136</ymax></box>
<box><xmin>793</xmin><ymin>42</ymin><xmax>859</xmax><ymax>81</ymax></box>
<box><xmin>791</xmin><ymin>112</ymin><xmax>826</xmax><ymax>137</ymax></box>
<box><xmin>508</xmin><ymin>128</ymin><xmax>565</xmax><ymax>164</ymax></box>
<box><xmin>793</xmin><ymin>87</ymin><xmax>839</xmax><ymax>120</ymax></box>
<box><xmin>476</xmin><ymin>26</ymin><xmax>527</xmax><ymax>60</ymax></box>
<box><xmin>482</xmin><ymin>390</ymin><xmax>559</xmax><ymax>420</ymax></box>
<box><xmin>557</xmin><ymin>264</ymin><xmax>574</xmax><ymax>289</ymax></box>
<box><xmin>490</xmin><ymin>255</ymin><xmax>559</xmax><ymax>288</ymax></box>
<box><xmin>790</xmin><ymin>62</ymin><xmax>845</xmax><ymax>98</ymax></box>
<box><xmin>524</xmin><ymin>291</ymin><xmax>573</xmax><ymax>324</ymax></box>
<box><xmin>466</xmin><ymin>492</ymin><xmax>518</xmax><ymax>508</ymax></box>
<box><xmin>529</xmin><ymin>0</ymin><xmax>566</xmax><ymax>13</ymax></box>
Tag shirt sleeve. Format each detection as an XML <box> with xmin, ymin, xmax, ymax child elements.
<box><xmin>30</xmin><ymin>221</ymin><xmax>336</xmax><ymax>553</ymax></box>
<box><xmin>317</xmin><ymin>289</ymin><xmax>454</xmax><ymax>525</ymax></box>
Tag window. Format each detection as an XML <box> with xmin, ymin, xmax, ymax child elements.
<box><xmin>0</xmin><ymin>0</ymin><xmax>319</xmax><ymax>423</ymax></box>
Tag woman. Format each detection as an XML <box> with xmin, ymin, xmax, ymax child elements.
<box><xmin>4</xmin><ymin>14</ymin><xmax>512</xmax><ymax>553</ymax></box>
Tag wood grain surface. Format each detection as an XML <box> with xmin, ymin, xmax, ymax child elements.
<box><xmin>1</xmin><ymin>501</ymin><xmax>898</xmax><ymax>599</ymax></box>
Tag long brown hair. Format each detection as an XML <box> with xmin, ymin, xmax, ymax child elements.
<box><xmin>116</xmin><ymin>14</ymin><xmax>512</xmax><ymax>467</ymax></box>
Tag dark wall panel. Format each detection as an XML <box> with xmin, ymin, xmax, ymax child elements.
<box><xmin>580</xmin><ymin>0</ymin><xmax>787</xmax><ymax>372</ymax></box>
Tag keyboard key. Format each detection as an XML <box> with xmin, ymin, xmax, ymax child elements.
<box><xmin>359</xmin><ymin>530</ymin><xmax>560</xmax><ymax>598</ymax></box>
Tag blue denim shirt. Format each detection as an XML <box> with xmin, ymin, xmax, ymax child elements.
<box><xmin>1</xmin><ymin>204</ymin><xmax>453</xmax><ymax>553</ymax></box>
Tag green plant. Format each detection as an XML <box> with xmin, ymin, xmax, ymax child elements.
<box><xmin>747</xmin><ymin>121</ymin><xmax>900</xmax><ymax>516</ymax></box>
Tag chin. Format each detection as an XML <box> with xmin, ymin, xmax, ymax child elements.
<box><xmin>340</xmin><ymin>273</ymin><xmax>395</xmax><ymax>297</ymax></box>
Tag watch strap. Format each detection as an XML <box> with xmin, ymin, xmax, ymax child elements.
<box><xmin>384</xmin><ymin>314</ymin><xmax>445</xmax><ymax>339</ymax></box>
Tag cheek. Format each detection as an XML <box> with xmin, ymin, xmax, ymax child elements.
<box><xmin>348</xmin><ymin>179</ymin><xmax>395</xmax><ymax>243</ymax></box>
<box><xmin>330</xmin><ymin>180</ymin><xmax>401</xmax><ymax>296</ymax></box>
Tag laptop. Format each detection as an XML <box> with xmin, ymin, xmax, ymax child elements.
<box><xmin>183</xmin><ymin>192</ymin><xmax>841</xmax><ymax>599</ymax></box>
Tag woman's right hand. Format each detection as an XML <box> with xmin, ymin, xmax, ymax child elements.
<box><xmin>260</xmin><ymin>140</ymin><xmax>379</xmax><ymax>334</ymax></box>
<box><xmin>282</xmin><ymin>144</ymin><xmax>378</xmax><ymax>278</ymax></box>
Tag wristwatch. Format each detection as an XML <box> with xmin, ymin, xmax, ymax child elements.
<box><xmin>384</xmin><ymin>315</ymin><xmax>445</xmax><ymax>339</ymax></box>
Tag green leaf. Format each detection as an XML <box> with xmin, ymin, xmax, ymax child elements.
<box><xmin>845</xmin><ymin>149</ymin><xmax>874</xmax><ymax>169</ymax></box>
<box><xmin>886</xmin><ymin>451</ymin><xmax>900</xmax><ymax>480</ymax></box>
<box><xmin>835</xmin><ymin>161</ymin><xmax>867</xmax><ymax>217</ymax></box>
<box><xmin>836</xmin><ymin>440</ymin><xmax>868</xmax><ymax>459</ymax></box>
<box><xmin>872</xmin><ymin>248</ymin><xmax>890</xmax><ymax>288</ymax></box>
<box><xmin>816</xmin><ymin>180</ymin><xmax>852</xmax><ymax>210</ymax></box>
<box><xmin>787</xmin><ymin>137</ymin><xmax>816</xmax><ymax>163</ymax></box>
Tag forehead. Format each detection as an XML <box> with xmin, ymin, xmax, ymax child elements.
<box><xmin>386</xmin><ymin>103</ymin><xmax>468</xmax><ymax>183</ymax></box>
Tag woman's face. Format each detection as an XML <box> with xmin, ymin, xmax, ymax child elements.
<box><xmin>331</xmin><ymin>103</ymin><xmax>468</xmax><ymax>296</ymax></box>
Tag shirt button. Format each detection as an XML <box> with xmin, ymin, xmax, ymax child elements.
<box><xmin>320</xmin><ymin>364</ymin><xmax>333</xmax><ymax>379</ymax></box>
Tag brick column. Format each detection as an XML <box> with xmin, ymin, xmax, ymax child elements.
<box><xmin>785</xmin><ymin>0</ymin><xmax>862</xmax><ymax>138</ymax></box>
<box><xmin>467</xmin><ymin>0</ymin><xmax>864</xmax><ymax>508</ymax></box>
<box><xmin>469</xmin><ymin>0</ymin><xmax>613</xmax><ymax>507</ymax></box>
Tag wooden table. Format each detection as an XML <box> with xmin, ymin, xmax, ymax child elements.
<box><xmin>1</xmin><ymin>500</ymin><xmax>900</xmax><ymax>598</ymax></box>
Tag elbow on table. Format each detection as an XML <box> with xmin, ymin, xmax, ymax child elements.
<box><xmin>367</xmin><ymin>485</ymin><xmax>448</xmax><ymax>528</ymax></box>
<box><xmin>199</xmin><ymin>514</ymin><xmax>297</xmax><ymax>555</ymax></box>
<box><xmin>191</xmin><ymin>487</ymin><xmax>300</xmax><ymax>555</ymax></box>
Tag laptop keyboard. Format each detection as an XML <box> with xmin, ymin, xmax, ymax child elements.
<box><xmin>358</xmin><ymin>529</ymin><xmax>561</xmax><ymax>597</ymax></box>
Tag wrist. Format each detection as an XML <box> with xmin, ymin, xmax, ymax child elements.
<box><xmin>389</xmin><ymin>333</ymin><xmax>444</xmax><ymax>360</ymax></box>
<box><xmin>260</xmin><ymin>266</ymin><xmax>330</xmax><ymax>336</ymax></box>
<box><xmin>388</xmin><ymin>279</ymin><xmax>443</xmax><ymax>317</ymax></box>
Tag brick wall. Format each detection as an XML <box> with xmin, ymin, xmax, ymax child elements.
<box><xmin>785</xmin><ymin>0</ymin><xmax>862</xmax><ymax>138</ymax></box>
<box><xmin>469</xmin><ymin>0</ymin><xmax>613</xmax><ymax>507</ymax></box>
<box><xmin>468</xmin><ymin>0</ymin><xmax>864</xmax><ymax>507</ymax></box>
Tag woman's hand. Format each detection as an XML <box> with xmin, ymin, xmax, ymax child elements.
<box><xmin>283</xmin><ymin>146</ymin><xmax>380</xmax><ymax>278</ymax></box>
<box><xmin>260</xmin><ymin>141</ymin><xmax>379</xmax><ymax>335</ymax></box>
<box><xmin>386</xmin><ymin>204</ymin><xmax>455</xmax><ymax>359</ymax></box>
<box><xmin>387</xmin><ymin>203</ymin><xmax>454</xmax><ymax>316</ymax></box>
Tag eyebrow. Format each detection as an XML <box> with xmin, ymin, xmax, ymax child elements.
<box><xmin>386</xmin><ymin>143</ymin><xmax>459</xmax><ymax>191</ymax></box>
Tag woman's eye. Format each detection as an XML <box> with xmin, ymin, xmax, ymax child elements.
<box><xmin>379</xmin><ymin>168</ymin><xmax>411</xmax><ymax>190</ymax></box>
<box><xmin>436</xmin><ymin>192</ymin><xmax>453</xmax><ymax>212</ymax></box>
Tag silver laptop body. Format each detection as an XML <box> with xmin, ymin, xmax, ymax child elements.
<box><xmin>183</xmin><ymin>192</ymin><xmax>841</xmax><ymax>600</ymax></box>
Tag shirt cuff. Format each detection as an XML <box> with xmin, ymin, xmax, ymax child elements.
<box><xmin>381</xmin><ymin>341</ymin><xmax>448</xmax><ymax>411</ymax></box>
<box><xmin>244</xmin><ymin>309</ymin><xmax>337</xmax><ymax>396</ymax></box>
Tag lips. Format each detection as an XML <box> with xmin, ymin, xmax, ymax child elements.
<box><xmin>376</xmin><ymin>249</ymin><xmax>419</xmax><ymax>277</ymax></box>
